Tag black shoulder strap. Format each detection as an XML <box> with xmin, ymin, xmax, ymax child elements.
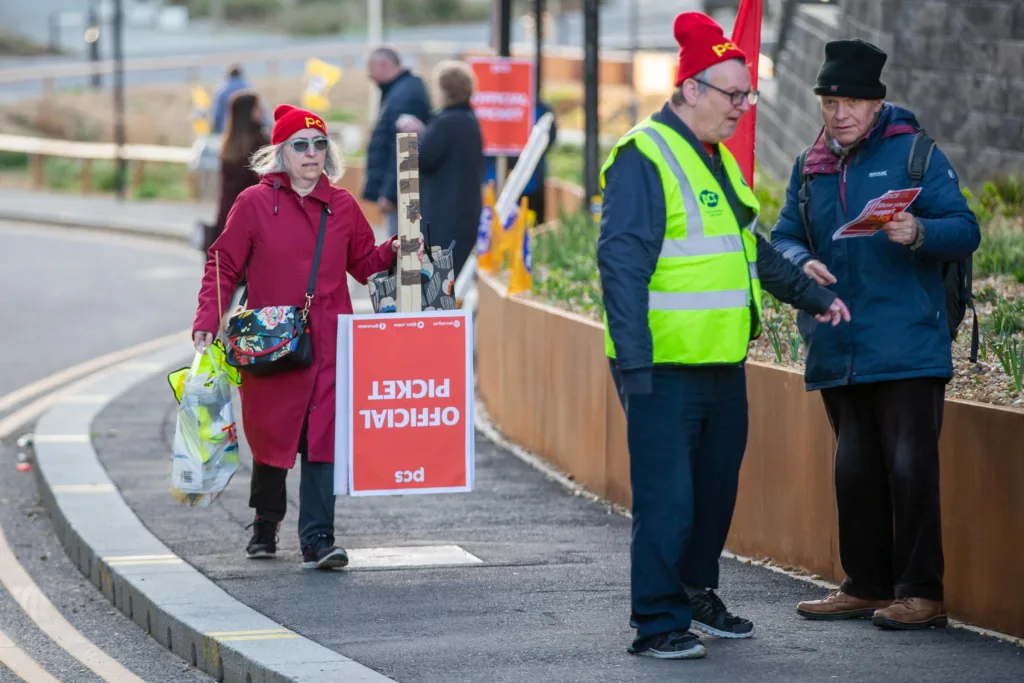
<box><xmin>238</xmin><ymin>205</ymin><xmax>330</xmax><ymax>311</ymax></box>
<box><xmin>907</xmin><ymin>130</ymin><xmax>936</xmax><ymax>187</ymax></box>
<box><xmin>796</xmin><ymin>146</ymin><xmax>815</xmax><ymax>255</ymax></box>
<box><xmin>304</xmin><ymin>205</ymin><xmax>330</xmax><ymax>310</ymax></box>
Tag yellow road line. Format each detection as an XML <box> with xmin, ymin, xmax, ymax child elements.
<box><xmin>206</xmin><ymin>628</ymin><xmax>298</xmax><ymax>642</ymax></box>
<box><xmin>206</xmin><ymin>628</ymin><xmax>291</xmax><ymax>637</ymax></box>
<box><xmin>0</xmin><ymin>328</ymin><xmax>189</xmax><ymax>416</ymax></box>
<box><xmin>103</xmin><ymin>554</ymin><xmax>179</xmax><ymax>562</ymax></box>
<box><xmin>0</xmin><ymin>523</ymin><xmax>145</xmax><ymax>682</ymax></box>
<box><xmin>105</xmin><ymin>559</ymin><xmax>184</xmax><ymax>567</ymax></box>
<box><xmin>28</xmin><ymin>434</ymin><xmax>90</xmax><ymax>444</ymax></box>
<box><xmin>51</xmin><ymin>484</ymin><xmax>116</xmax><ymax>494</ymax></box>
<box><xmin>0</xmin><ymin>629</ymin><xmax>62</xmax><ymax>683</ymax></box>
<box><xmin>0</xmin><ymin>333</ymin><xmax>192</xmax><ymax>683</ymax></box>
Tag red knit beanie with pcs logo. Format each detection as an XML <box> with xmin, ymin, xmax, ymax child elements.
<box><xmin>271</xmin><ymin>104</ymin><xmax>329</xmax><ymax>145</ymax></box>
<box><xmin>672</xmin><ymin>12</ymin><xmax>747</xmax><ymax>87</ymax></box>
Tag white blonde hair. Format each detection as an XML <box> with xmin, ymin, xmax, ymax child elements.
<box><xmin>248</xmin><ymin>136</ymin><xmax>345</xmax><ymax>184</ymax></box>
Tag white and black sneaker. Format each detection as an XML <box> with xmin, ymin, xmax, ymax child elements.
<box><xmin>628</xmin><ymin>631</ymin><xmax>707</xmax><ymax>659</ymax></box>
<box><xmin>301</xmin><ymin>534</ymin><xmax>349</xmax><ymax>570</ymax></box>
<box><xmin>690</xmin><ymin>589</ymin><xmax>754</xmax><ymax>638</ymax></box>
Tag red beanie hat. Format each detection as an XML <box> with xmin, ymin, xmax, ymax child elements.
<box><xmin>673</xmin><ymin>12</ymin><xmax>747</xmax><ymax>87</ymax></box>
<box><xmin>271</xmin><ymin>104</ymin><xmax>329</xmax><ymax>145</ymax></box>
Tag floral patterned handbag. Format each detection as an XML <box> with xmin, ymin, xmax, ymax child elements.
<box><xmin>223</xmin><ymin>205</ymin><xmax>328</xmax><ymax>376</ymax></box>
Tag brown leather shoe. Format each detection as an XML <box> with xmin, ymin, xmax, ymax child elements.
<box><xmin>797</xmin><ymin>590</ymin><xmax>893</xmax><ymax>620</ymax></box>
<box><xmin>872</xmin><ymin>598</ymin><xmax>948</xmax><ymax>630</ymax></box>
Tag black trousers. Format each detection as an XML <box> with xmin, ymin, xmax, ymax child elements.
<box><xmin>248</xmin><ymin>421</ymin><xmax>336</xmax><ymax>547</ymax></box>
<box><xmin>610</xmin><ymin>362</ymin><xmax>749</xmax><ymax>642</ymax></box>
<box><xmin>821</xmin><ymin>378</ymin><xmax>946</xmax><ymax>601</ymax></box>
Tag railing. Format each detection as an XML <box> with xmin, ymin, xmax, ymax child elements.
<box><xmin>0</xmin><ymin>133</ymin><xmax>196</xmax><ymax>196</ymax></box>
<box><xmin>0</xmin><ymin>40</ymin><xmax>640</xmax><ymax>95</ymax></box>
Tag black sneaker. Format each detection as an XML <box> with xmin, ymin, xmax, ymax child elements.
<box><xmin>245</xmin><ymin>516</ymin><xmax>279</xmax><ymax>559</ymax></box>
<box><xmin>690</xmin><ymin>589</ymin><xmax>754</xmax><ymax>639</ymax></box>
<box><xmin>628</xmin><ymin>631</ymin><xmax>706</xmax><ymax>659</ymax></box>
<box><xmin>301</xmin><ymin>534</ymin><xmax>349</xmax><ymax>570</ymax></box>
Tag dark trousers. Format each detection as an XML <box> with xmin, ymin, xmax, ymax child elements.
<box><xmin>248</xmin><ymin>421</ymin><xmax>336</xmax><ymax>547</ymax></box>
<box><xmin>610</xmin><ymin>363</ymin><xmax>749</xmax><ymax>641</ymax></box>
<box><xmin>524</xmin><ymin>187</ymin><xmax>546</xmax><ymax>225</ymax></box>
<box><xmin>821</xmin><ymin>378</ymin><xmax>946</xmax><ymax>602</ymax></box>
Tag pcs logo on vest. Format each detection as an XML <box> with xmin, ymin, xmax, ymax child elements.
<box><xmin>699</xmin><ymin>190</ymin><xmax>720</xmax><ymax>208</ymax></box>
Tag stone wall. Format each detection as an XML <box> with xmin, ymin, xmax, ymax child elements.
<box><xmin>758</xmin><ymin>0</ymin><xmax>1024</xmax><ymax>184</ymax></box>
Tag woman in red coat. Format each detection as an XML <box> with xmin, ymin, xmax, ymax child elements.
<box><xmin>192</xmin><ymin>104</ymin><xmax>422</xmax><ymax>570</ymax></box>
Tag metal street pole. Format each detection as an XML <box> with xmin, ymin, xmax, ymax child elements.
<box><xmin>85</xmin><ymin>0</ymin><xmax>101</xmax><ymax>90</ymax></box>
<box><xmin>113</xmin><ymin>0</ymin><xmax>126</xmax><ymax>200</ymax></box>
<box><xmin>366</xmin><ymin>0</ymin><xmax>382</xmax><ymax>124</ymax></box>
<box><xmin>495</xmin><ymin>0</ymin><xmax>512</xmax><ymax>197</ymax></box>
<box><xmin>534</xmin><ymin>0</ymin><xmax>544</xmax><ymax>106</ymax></box>
<box><xmin>583</xmin><ymin>0</ymin><xmax>599</xmax><ymax>202</ymax></box>
<box><xmin>628</xmin><ymin>0</ymin><xmax>638</xmax><ymax>125</ymax></box>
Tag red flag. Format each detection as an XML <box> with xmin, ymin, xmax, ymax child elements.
<box><xmin>724</xmin><ymin>0</ymin><xmax>762</xmax><ymax>189</ymax></box>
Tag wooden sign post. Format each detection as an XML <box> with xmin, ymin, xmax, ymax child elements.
<box><xmin>396</xmin><ymin>132</ymin><xmax>422</xmax><ymax>312</ymax></box>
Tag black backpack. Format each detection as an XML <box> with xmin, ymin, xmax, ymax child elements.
<box><xmin>796</xmin><ymin>130</ymin><xmax>979</xmax><ymax>362</ymax></box>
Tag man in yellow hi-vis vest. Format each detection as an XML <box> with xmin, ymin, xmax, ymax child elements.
<box><xmin>597</xmin><ymin>13</ymin><xmax>851</xmax><ymax>660</ymax></box>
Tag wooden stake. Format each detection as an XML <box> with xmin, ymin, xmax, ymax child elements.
<box><xmin>395</xmin><ymin>132</ymin><xmax>422</xmax><ymax>312</ymax></box>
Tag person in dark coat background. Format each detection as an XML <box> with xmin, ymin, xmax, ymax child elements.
<box><xmin>773</xmin><ymin>39</ymin><xmax>980</xmax><ymax>630</ymax></box>
<box><xmin>209</xmin><ymin>91</ymin><xmax>270</xmax><ymax>250</ymax></box>
<box><xmin>362</xmin><ymin>46</ymin><xmax>434</xmax><ymax>237</ymax></box>
<box><xmin>397</xmin><ymin>60</ymin><xmax>484</xmax><ymax>278</ymax></box>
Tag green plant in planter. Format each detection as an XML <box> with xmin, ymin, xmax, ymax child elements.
<box><xmin>532</xmin><ymin>209</ymin><xmax>604</xmax><ymax>317</ymax></box>
<box><xmin>988</xmin><ymin>332</ymin><xmax>1024</xmax><ymax>393</ymax></box>
<box><xmin>986</xmin><ymin>296</ymin><xmax>1024</xmax><ymax>337</ymax></box>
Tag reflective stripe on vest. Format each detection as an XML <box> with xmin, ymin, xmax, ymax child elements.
<box><xmin>641</xmin><ymin>126</ymin><xmax>746</xmax><ymax>262</ymax></box>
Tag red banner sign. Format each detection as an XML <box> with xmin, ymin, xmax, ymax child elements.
<box><xmin>468</xmin><ymin>56</ymin><xmax>535</xmax><ymax>156</ymax></box>
<box><xmin>336</xmin><ymin>311</ymin><xmax>475</xmax><ymax>496</ymax></box>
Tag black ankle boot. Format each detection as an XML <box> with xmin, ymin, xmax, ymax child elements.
<box><xmin>245</xmin><ymin>515</ymin><xmax>279</xmax><ymax>559</ymax></box>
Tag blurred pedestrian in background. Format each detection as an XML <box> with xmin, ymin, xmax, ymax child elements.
<box><xmin>200</xmin><ymin>90</ymin><xmax>270</xmax><ymax>252</ymax></box>
<box><xmin>397</xmin><ymin>60</ymin><xmax>483</xmax><ymax>277</ymax></box>
<box><xmin>211</xmin><ymin>64</ymin><xmax>251</xmax><ymax>135</ymax></box>
<box><xmin>363</xmin><ymin>46</ymin><xmax>433</xmax><ymax>236</ymax></box>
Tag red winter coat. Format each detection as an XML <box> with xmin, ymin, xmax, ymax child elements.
<box><xmin>192</xmin><ymin>172</ymin><xmax>396</xmax><ymax>468</ymax></box>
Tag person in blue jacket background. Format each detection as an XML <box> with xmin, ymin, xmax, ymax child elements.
<box><xmin>773</xmin><ymin>39</ymin><xmax>981</xmax><ymax>631</ymax></box>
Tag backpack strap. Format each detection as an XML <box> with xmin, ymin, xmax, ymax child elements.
<box><xmin>907</xmin><ymin>130</ymin><xmax>936</xmax><ymax>188</ymax></box>
<box><xmin>796</xmin><ymin>146</ymin><xmax>815</xmax><ymax>255</ymax></box>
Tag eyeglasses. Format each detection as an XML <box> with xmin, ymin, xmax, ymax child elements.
<box><xmin>694</xmin><ymin>80</ymin><xmax>759</xmax><ymax>107</ymax></box>
<box><xmin>288</xmin><ymin>137</ymin><xmax>329</xmax><ymax>153</ymax></box>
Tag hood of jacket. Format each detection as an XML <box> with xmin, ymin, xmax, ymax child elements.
<box><xmin>804</xmin><ymin>103</ymin><xmax>922</xmax><ymax>176</ymax></box>
<box><xmin>259</xmin><ymin>173</ymin><xmax>334</xmax><ymax>215</ymax></box>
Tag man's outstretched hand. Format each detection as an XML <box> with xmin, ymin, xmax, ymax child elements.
<box><xmin>815</xmin><ymin>298</ymin><xmax>851</xmax><ymax>326</ymax></box>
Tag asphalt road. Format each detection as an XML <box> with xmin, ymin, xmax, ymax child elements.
<box><xmin>0</xmin><ymin>220</ymin><xmax>210</xmax><ymax>681</ymax></box>
<box><xmin>0</xmin><ymin>220</ymin><xmax>204</xmax><ymax>397</ymax></box>
<box><xmin>89</xmin><ymin>372</ymin><xmax>1024</xmax><ymax>683</ymax></box>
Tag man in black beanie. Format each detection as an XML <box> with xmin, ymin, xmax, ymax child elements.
<box><xmin>770</xmin><ymin>38</ymin><xmax>981</xmax><ymax>630</ymax></box>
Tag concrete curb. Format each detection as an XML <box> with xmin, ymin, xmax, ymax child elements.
<box><xmin>31</xmin><ymin>343</ymin><xmax>398</xmax><ymax>683</ymax></box>
<box><xmin>0</xmin><ymin>207</ymin><xmax>192</xmax><ymax>244</ymax></box>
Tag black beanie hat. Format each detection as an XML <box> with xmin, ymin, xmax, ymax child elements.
<box><xmin>814</xmin><ymin>38</ymin><xmax>887</xmax><ymax>99</ymax></box>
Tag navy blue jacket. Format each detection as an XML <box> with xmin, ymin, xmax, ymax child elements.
<box><xmin>770</xmin><ymin>103</ymin><xmax>981</xmax><ymax>391</ymax></box>
<box><xmin>362</xmin><ymin>70</ymin><xmax>433</xmax><ymax>205</ymax></box>
<box><xmin>597</xmin><ymin>104</ymin><xmax>837</xmax><ymax>395</ymax></box>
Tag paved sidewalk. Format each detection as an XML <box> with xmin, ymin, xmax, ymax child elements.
<box><xmin>88</xmin><ymin>373</ymin><xmax>1024</xmax><ymax>683</ymax></box>
<box><xmin>0</xmin><ymin>188</ymin><xmax>213</xmax><ymax>241</ymax></box>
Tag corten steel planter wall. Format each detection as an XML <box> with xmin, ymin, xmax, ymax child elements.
<box><xmin>476</xmin><ymin>274</ymin><xmax>1024</xmax><ymax>639</ymax></box>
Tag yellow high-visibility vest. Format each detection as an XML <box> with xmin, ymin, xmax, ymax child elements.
<box><xmin>601</xmin><ymin>118</ymin><xmax>763</xmax><ymax>365</ymax></box>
